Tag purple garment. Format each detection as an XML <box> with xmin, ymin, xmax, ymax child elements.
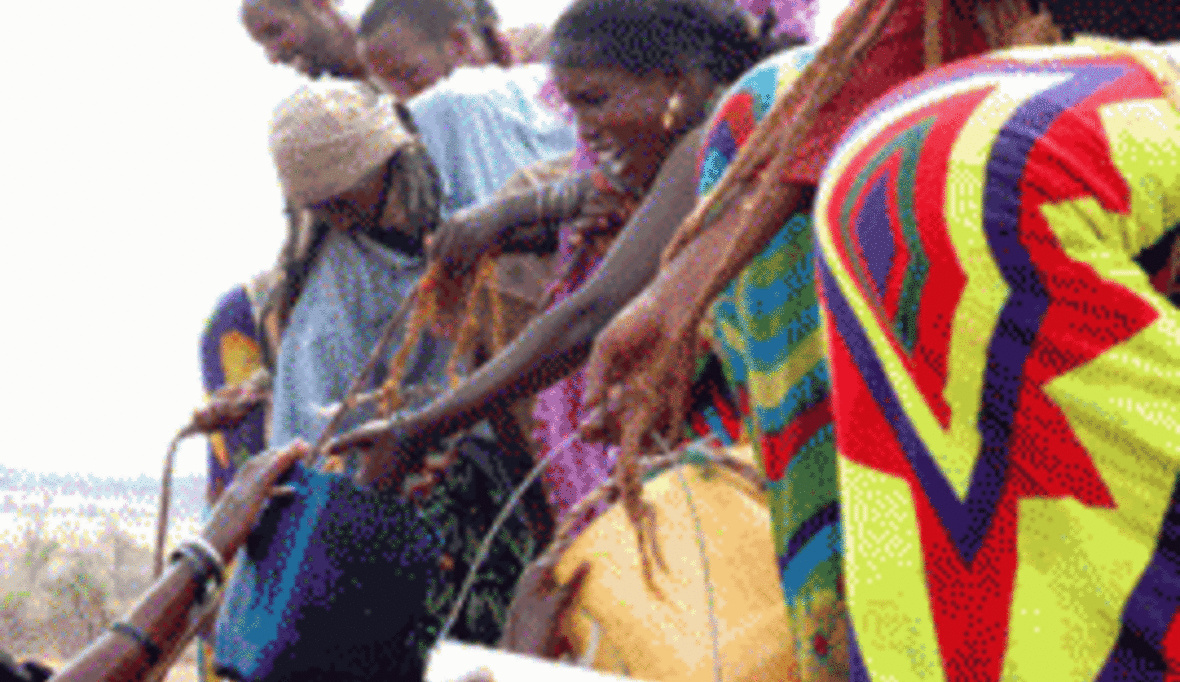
<box><xmin>742</xmin><ymin>0</ymin><xmax>818</xmax><ymax>40</ymax></box>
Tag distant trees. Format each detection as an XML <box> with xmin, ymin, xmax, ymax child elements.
<box><xmin>0</xmin><ymin>495</ymin><xmax>160</xmax><ymax>658</ymax></box>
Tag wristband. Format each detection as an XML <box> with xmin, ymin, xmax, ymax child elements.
<box><xmin>184</xmin><ymin>536</ymin><xmax>227</xmax><ymax>581</ymax></box>
<box><xmin>168</xmin><ymin>537</ymin><xmax>225</xmax><ymax>605</ymax></box>
<box><xmin>110</xmin><ymin>622</ymin><xmax>161</xmax><ymax>667</ymax></box>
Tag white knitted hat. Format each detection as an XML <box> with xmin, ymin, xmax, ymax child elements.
<box><xmin>268</xmin><ymin>80</ymin><xmax>412</xmax><ymax>207</ymax></box>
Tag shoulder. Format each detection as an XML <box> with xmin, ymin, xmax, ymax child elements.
<box><xmin>696</xmin><ymin>46</ymin><xmax>819</xmax><ymax>193</ymax></box>
<box><xmin>409</xmin><ymin>66</ymin><xmax>549</xmax><ymax>107</ymax></box>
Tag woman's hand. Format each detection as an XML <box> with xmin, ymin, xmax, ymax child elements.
<box><xmin>580</xmin><ymin>269</ymin><xmax>700</xmax><ymax>447</ymax></box>
<box><xmin>499</xmin><ymin>555</ymin><xmax>592</xmax><ymax>659</ymax></box>
<box><xmin>429</xmin><ymin>207</ymin><xmax>506</xmax><ymax>277</ymax></box>
<box><xmin>190</xmin><ymin>383</ymin><xmax>269</xmax><ymax>434</ymax></box>
<box><xmin>322</xmin><ymin>414</ymin><xmax>438</xmax><ymax>491</ymax></box>
<box><xmin>200</xmin><ymin>441</ymin><xmax>307</xmax><ymax>563</ymax></box>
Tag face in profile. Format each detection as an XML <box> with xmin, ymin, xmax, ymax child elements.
<box><xmin>241</xmin><ymin>0</ymin><xmax>351</xmax><ymax>78</ymax></box>
<box><xmin>304</xmin><ymin>162</ymin><xmax>389</xmax><ymax>233</ymax></box>
<box><xmin>552</xmin><ymin>65</ymin><xmax>679</xmax><ymax>161</ymax></box>
<box><xmin>360</xmin><ymin>19</ymin><xmax>463</xmax><ymax>99</ymax></box>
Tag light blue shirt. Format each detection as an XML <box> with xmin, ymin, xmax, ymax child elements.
<box><xmin>409</xmin><ymin>64</ymin><xmax>577</xmax><ymax>218</ymax></box>
<box><xmin>269</xmin><ymin>232</ymin><xmax>449</xmax><ymax>449</ymax></box>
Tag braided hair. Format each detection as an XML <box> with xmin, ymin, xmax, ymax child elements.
<box><xmin>549</xmin><ymin>0</ymin><xmax>783</xmax><ymax>84</ymax></box>
<box><xmin>465</xmin><ymin>0</ymin><xmax>514</xmax><ymax>67</ymax></box>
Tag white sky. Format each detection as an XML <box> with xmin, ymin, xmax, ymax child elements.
<box><xmin>0</xmin><ymin>0</ymin><xmax>849</xmax><ymax>480</ymax></box>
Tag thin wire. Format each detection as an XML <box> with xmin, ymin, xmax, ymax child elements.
<box><xmin>436</xmin><ymin>411</ymin><xmax>600</xmax><ymax>642</ymax></box>
<box><xmin>153</xmin><ymin>426</ymin><xmax>196</xmax><ymax>578</ymax></box>
<box><xmin>655</xmin><ymin>433</ymin><xmax>723</xmax><ymax>682</ymax></box>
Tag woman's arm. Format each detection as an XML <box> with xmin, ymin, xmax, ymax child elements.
<box><xmin>431</xmin><ymin>174</ymin><xmax>593</xmax><ymax>275</ymax></box>
<box><xmin>51</xmin><ymin>444</ymin><xmax>306</xmax><ymax>682</ymax></box>
<box><xmin>334</xmin><ymin>128</ymin><xmax>704</xmax><ymax>481</ymax></box>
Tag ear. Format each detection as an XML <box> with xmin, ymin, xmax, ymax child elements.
<box><xmin>675</xmin><ymin>69</ymin><xmax>715</xmax><ymax>110</ymax></box>
<box><xmin>443</xmin><ymin>25</ymin><xmax>478</xmax><ymax>65</ymax></box>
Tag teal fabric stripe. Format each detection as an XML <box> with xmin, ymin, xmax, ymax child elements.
<box><xmin>780</xmin><ymin>523</ymin><xmax>843</xmax><ymax>606</ymax></box>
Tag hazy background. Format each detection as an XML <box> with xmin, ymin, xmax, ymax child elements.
<box><xmin>0</xmin><ymin>0</ymin><xmax>848</xmax><ymax>480</ymax></box>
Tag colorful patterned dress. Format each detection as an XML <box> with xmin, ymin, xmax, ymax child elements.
<box><xmin>198</xmin><ymin>276</ymin><xmax>271</xmax><ymax>498</ymax></box>
<box><xmin>700</xmin><ymin>46</ymin><xmax>850</xmax><ymax>681</ymax></box>
<box><xmin>197</xmin><ymin>276</ymin><xmax>273</xmax><ymax>682</ymax></box>
<box><xmin>815</xmin><ymin>40</ymin><xmax>1180</xmax><ymax>681</ymax></box>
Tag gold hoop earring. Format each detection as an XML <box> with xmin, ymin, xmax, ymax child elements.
<box><xmin>662</xmin><ymin>91</ymin><xmax>684</xmax><ymax>131</ymax></box>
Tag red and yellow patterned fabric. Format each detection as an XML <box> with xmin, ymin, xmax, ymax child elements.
<box><xmin>815</xmin><ymin>40</ymin><xmax>1180</xmax><ymax>681</ymax></box>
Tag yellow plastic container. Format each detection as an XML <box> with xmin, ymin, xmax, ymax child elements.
<box><xmin>554</xmin><ymin>445</ymin><xmax>798</xmax><ymax>682</ymax></box>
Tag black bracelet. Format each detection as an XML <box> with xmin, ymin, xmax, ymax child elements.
<box><xmin>168</xmin><ymin>544</ymin><xmax>221</xmax><ymax>606</ymax></box>
<box><xmin>109</xmin><ymin>622</ymin><xmax>161</xmax><ymax>667</ymax></box>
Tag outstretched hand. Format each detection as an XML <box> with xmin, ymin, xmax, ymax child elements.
<box><xmin>325</xmin><ymin>416</ymin><xmax>443</xmax><ymax>493</ymax></box>
<box><xmin>200</xmin><ymin>440</ymin><xmax>307</xmax><ymax>563</ymax></box>
<box><xmin>580</xmin><ymin>270</ymin><xmax>700</xmax><ymax>449</ymax></box>
<box><xmin>190</xmin><ymin>382</ymin><xmax>269</xmax><ymax>434</ymax></box>
<box><xmin>429</xmin><ymin>207</ymin><xmax>505</xmax><ymax>278</ymax></box>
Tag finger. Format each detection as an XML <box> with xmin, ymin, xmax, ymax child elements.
<box><xmin>582</xmin><ymin>340</ymin><xmax>622</xmax><ymax>415</ymax></box>
<box><xmin>558</xmin><ymin>561</ymin><xmax>592</xmax><ymax>609</ymax></box>
<box><xmin>254</xmin><ymin>441</ymin><xmax>308</xmax><ymax>488</ymax></box>
<box><xmin>326</xmin><ymin>418</ymin><xmax>393</xmax><ymax>455</ymax></box>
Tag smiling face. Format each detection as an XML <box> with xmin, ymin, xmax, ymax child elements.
<box><xmin>360</xmin><ymin>19</ymin><xmax>476</xmax><ymax>99</ymax></box>
<box><xmin>241</xmin><ymin>0</ymin><xmax>362</xmax><ymax>78</ymax></box>
<box><xmin>552</xmin><ymin>65</ymin><xmax>679</xmax><ymax>160</ymax></box>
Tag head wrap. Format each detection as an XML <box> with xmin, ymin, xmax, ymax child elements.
<box><xmin>268</xmin><ymin>79</ymin><xmax>412</xmax><ymax>207</ymax></box>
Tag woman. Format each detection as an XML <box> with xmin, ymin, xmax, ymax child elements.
<box><xmin>356</xmin><ymin>0</ymin><xmax>576</xmax><ymax>219</ymax></box>
<box><xmin>329</xmin><ymin>0</ymin><xmax>782</xmax><ymax>521</ymax></box>
<box><xmin>577</xmin><ymin>0</ymin><xmax>1067</xmax><ymax>679</ymax></box>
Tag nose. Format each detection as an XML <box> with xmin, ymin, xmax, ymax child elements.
<box><xmin>578</xmin><ymin>124</ymin><xmax>613</xmax><ymax>155</ymax></box>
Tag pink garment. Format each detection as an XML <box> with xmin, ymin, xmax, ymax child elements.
<box><xmin>533</xmin><ymin>224</ymin><xmax>614</xmax><ymax>527</ymax></box>
<box><xmin>742</xmin><ymin>0</ymin><xmax>818</xmax><ymax>39</ymax></box>
<box><xmin>532</xmin><ymin>133</ymin><xmax>611</xmax><ymax>527</ymax></box>
<box><xmin>534</xmin><ymin>75</ymin><xmax>608</xmax><ymax>526</ymax></box>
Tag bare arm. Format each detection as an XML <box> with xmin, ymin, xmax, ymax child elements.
<box><xmin>333</xmin><ymin>128</ymin><xmax>704</xmax><ymax>471</ymax></box>
<box><xmin>51</xmin><ymin>445</ymin><xmax>306</xmax><ymax>682</ymax></box>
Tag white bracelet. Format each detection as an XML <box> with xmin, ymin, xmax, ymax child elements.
<box><xmin>186</xmin><ymin>536</ymin><xmax>227</xmax><ymax>583</ymax></box>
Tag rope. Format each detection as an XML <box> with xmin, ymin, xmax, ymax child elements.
<box><xmin>436</xmin><ymin>412</ymin><xmax>601</xmax><ymax>642</ymax></box>
<box><xmin>672</xmin><ymin>455</ymin><xmax>723</xmax><ymax>682</ymax></box>
<box><xmin>312</xmin><ymin>285</ymin><xmax>421</xmax><ymax>459</ymax></box>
